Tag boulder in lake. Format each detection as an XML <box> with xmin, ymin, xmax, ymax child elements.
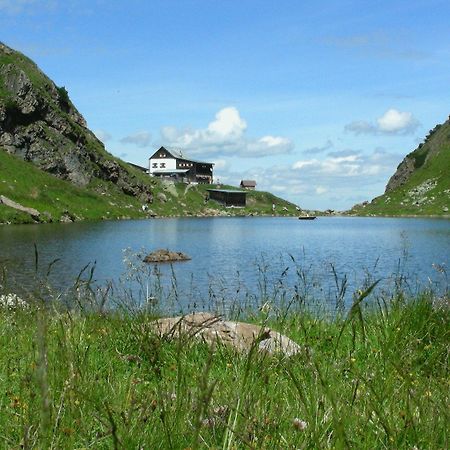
<box><xmin>143</xmin><ymin>249</ymin><xmax>191</xmax><ymax>263</ymax></box>
<box><xmin>151</xmin><ymin>312</ymin><xmax>301</xmax><ymax>358</ymax></box>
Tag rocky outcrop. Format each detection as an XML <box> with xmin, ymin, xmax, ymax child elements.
<box><xmin>385</xmin><ymin>155</ymin><xmax>415</xmax><ymax>192</ymax></box>
<box><xmin>143</xmin><ymin>249</ymin><xmax>191</xmax><ymax>263</ymax></box>
<box><xmin>385</xmin><ymin>118</ymin><xmax>449</xmax><ymax>193</ymax></box>
<box><xmin>152</xmin><ymin>312</ymin><xmax>302</xmax><ymax>357</ymax></box>
<box><xmin>0</xmin><ymin>42</ymin><xmax>152</xmax><ymax>202</ymax></box>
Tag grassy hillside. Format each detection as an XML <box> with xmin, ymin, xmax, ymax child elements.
<box><xmin>0</xmin><ymin>149</ymin><xmax>299</xmax><ymax>224</ymax></box>
<box><xmin>350</xmin><ymin>118</ymin><xmax>450</xmax><ymax>216</ymax></box>
<box><xmin>0</xmin><ymin>149</ymin><xmax>150</xmax><ymax>224</ymax></box>
<box><xmin>0</xmin><ymin>42</ymin><xmax>300</xmax><ymax>224</ymax></box>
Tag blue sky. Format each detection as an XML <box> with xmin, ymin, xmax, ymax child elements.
<box><xmin>1</xmin><ymin>0</ymin><xmax>449</xmax><ymax>210</ymax></box>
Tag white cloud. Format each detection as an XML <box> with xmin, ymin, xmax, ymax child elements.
<box><xmin>345</xmin><ymin>109</ymin><xmax>419</xmax><ymax>136</ymax></box>
<box><xmin>376</xmin><ymin>109</ymin><xmax>417</xmax><ymax>133</ymax></box>
<box><xmin>211</xmin><ymin>159</ymin><xmax>229</xmax><ymax>170</ymax></box>
<box><xmin>120</xmin><ymin>131</ymin><xmax>152</xmax><ymax>148</ymax></box>
<box><xmin>302</xmin><ymin>139</ymin><xmax>333</xmax><ymax>155</ymax></box>
<box><xmin>208</xmin><ymin>107</ymin><xmax>246</xmax><ymax>138</ymax></box>
<box><xmin>209</xmin><ymin>147</ymin><xmax>403</xmax><ymax>210</ymax></box>
<box><xmin>160</xmin><ymin>106</ymin><xmax>293</xmax><ymax>158</ymax></box>
<box><xmin>94</xmin><ymin>129</ymin><xmax>112</xmax><ymax>143</ymax></box>
<box><xmin>315</xmin><ymin>186</ymin><xmax>328</xmax><ymax>195</ymax></box>
<box><xmin>292</xmin><ymin>159</ymin><xmax>319</xmax><ymax>170</ymax></box>
<box><xmin>292</xmin><ymin>153</ymin><xmax>379</xmax><ymax>178</ymax></box>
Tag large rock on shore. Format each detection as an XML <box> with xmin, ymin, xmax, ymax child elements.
<box><xmin>0</xmin><ymin>195</ymin><xmax>40</xmax><ymax>220</ymax></box>
<box><xmin>152</xmin><ymin>312</ymin><xmax>301</xmax><ymax>357</ymax></box>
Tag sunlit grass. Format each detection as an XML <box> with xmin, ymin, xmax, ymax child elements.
<box><xmin>0</xmin><ymin>263</ymin><xmax>448</xmax><ymax>448</ymax></box>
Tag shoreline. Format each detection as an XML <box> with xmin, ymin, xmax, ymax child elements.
<box><xmin>1</xmin><ymin>211</ymin><xmax>450</xmax><ymax>226</ymax></box>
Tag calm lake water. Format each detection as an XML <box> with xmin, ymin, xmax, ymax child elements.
<box><xmin>0</xmin><ymin>217</ymin><xmax>448</xmax><ymax>313</ymax></box>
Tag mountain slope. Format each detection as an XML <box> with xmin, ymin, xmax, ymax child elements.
<box><xmin>350</xmin><ymin>117</ymin><xmax>450</xmax><ymax>216</ymax></box>
<box><xmin>0</xmin><ymin>148</ymin><xmax>152</xmax><ymax>223</ymax></box>
<box><xmin>0</xmin><ymin>42</ymin><xmax>153</xmax><ymax>201</ymax></box>
<box><xmin>0</xmin><ymin>42</ymin><xmax>300</xmax><ymax>223</ymax></box>
<box><xmin>0</xmin><ymin>148</ymin><xmax>300</xmax><ymax>223</ymax></box>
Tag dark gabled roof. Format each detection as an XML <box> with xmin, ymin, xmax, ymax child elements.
<box><xmin>240</xmin><ymin>179</ymin><xmax>256</xmax><ymax>187</ymax></box>
<box><xmin>149</xmin><ymin>146</ymin><xmax>214</xmax><ymax>165</ymax></box>
<box><xmin>127</xmin><ymin>162</ymin><xmax>148</xmax><ymax>172</ymax></box>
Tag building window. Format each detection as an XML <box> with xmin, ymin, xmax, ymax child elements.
<box><xmin>160</xmin><ymin>163</ymin><xmax>166</xmax><ymax>168</ymax></box>
<box><xmin>152</xmin><ymin>163</ymin><xmax>157</xmax><ymax>168</ymax></box>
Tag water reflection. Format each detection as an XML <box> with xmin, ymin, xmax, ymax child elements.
<box><xmin>0</xmin><ymin>217</ymin><xmax>448</xmax><ymax>312</ymax></box>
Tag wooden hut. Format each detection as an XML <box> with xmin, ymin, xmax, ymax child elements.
<box><xmin>207</xmin><ymin>189</ymin><xmax>247</xmax><ymax>207</ymax></box>
<box><xmin>240</xmin><ymin>180</ymin><xmax>256</xmax><ymax>190</ymax></box>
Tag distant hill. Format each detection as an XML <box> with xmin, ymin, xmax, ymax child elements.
<box><xmin>350</xmin><ymin>116</ymin><xmax>450</xmax><ymax>216</ymax></box>
<box><xmin>0</xmin><ymin>42</ymin><xmax>299</xmax><ymax>223</ymax></box>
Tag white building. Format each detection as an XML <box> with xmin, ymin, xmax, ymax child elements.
<box><xmin>149</xmin><ymin>147</ymin><xmax>214</xmax><ymax>184</ymax></box>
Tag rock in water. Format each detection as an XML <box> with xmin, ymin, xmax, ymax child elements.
<box><xmin>151</xmin><ymin>312</ymin><xmax>302</xmax><ymax>358</ymax></box>
<box><xmin>143</xmin><ymin>249</ymin><xmax>191</xmax><ymax>263</ymax></box>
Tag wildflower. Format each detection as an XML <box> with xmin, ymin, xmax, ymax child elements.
<box><xmin>213</xmin><ymin>405</ymin><xmax>229</xmax><ymax>418</ymax></box>
<box><xmin>0</xmin><ymin>293</ymin><xmax>28</xmax><ymax>309</ymax></box>
<box><xmin>201</xmin><ymin>417</ymin><xmax>216</xmax><ymax>428</ymax></box>
<box><xmin>292</xmin><ymin>417</ymin><xmax>308</xmax><ymax>431</ymax></box>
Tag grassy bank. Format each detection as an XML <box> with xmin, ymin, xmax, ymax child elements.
<box><xmin>0</xmin><ymin>149</ymin><xmax>299</xmax><ymax>224</ymax></box>
<box><xmin>0</xmin><ymin>290</ymin><xmax>448</xmax><ymax>449</ymax></box>
<box><xmin>0</xmin><ymin>149</ymin><xmax>150</xmax><ymax>224</ymax></box>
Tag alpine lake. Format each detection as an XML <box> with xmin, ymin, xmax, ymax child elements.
<box><xmin>0</xmin><ymin>216</ymin><xmax>448</xmax><ymax>314</ymax></box>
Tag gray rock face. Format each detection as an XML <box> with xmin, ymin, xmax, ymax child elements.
<box><xmin>152</xmin><ymin>312</ymin><xmax>302</xmax><ymax>358</ymax></box>
<box><xmin>385</xmin><ymin>156</ymin><xmax>415</xmax><ymax>193</ymax></box>
<box><xmin>0</xmin><ymin>42</ymin><xmax>152</xmax><ymax>201</ymax></box>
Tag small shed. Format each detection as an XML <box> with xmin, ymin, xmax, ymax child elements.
<box><xmin>207</xmin><ymin>189</ymin><xmax>247</xmax><ymax>207</ymax></box>
<box><xmin>240</xmin><ymin>180</ymin><xmax>256</xmax><ymax>190</ymax></box>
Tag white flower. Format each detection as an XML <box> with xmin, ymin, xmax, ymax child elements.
<box><xmin>0</xmin><ymin>293</ymin><xmax>28</xmax><ymax>309</ymax></box>
<box><xmin>292</xmin><ymin>417</ymin><xmax>308</xmax><ymax>431</ymax></box>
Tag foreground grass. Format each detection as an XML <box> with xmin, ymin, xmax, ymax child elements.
<box><xmin>0</xmin><ymin>293</ymin><xmax>448</xmax><ymax>449</ymax></box>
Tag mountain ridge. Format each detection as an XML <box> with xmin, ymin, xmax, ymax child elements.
<box><xmin>350</xmin><ymin>116</ymin><xmax>450</xmax><ymax>217</ymax></box>
<box><xmin>0</xmin><ymin>41</ymin><xmax>153</xmax><ymax>202</ymax></box>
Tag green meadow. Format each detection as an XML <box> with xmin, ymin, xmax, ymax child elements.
<box><xmin>0</xmin><ymin>274</ymin><xmax>447</xmax><ymax>449</ymax></box>
<box><xmin>0</xmin><ymin>149</ymin><xmax>298</xmax><ymax>224</ymax></box>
